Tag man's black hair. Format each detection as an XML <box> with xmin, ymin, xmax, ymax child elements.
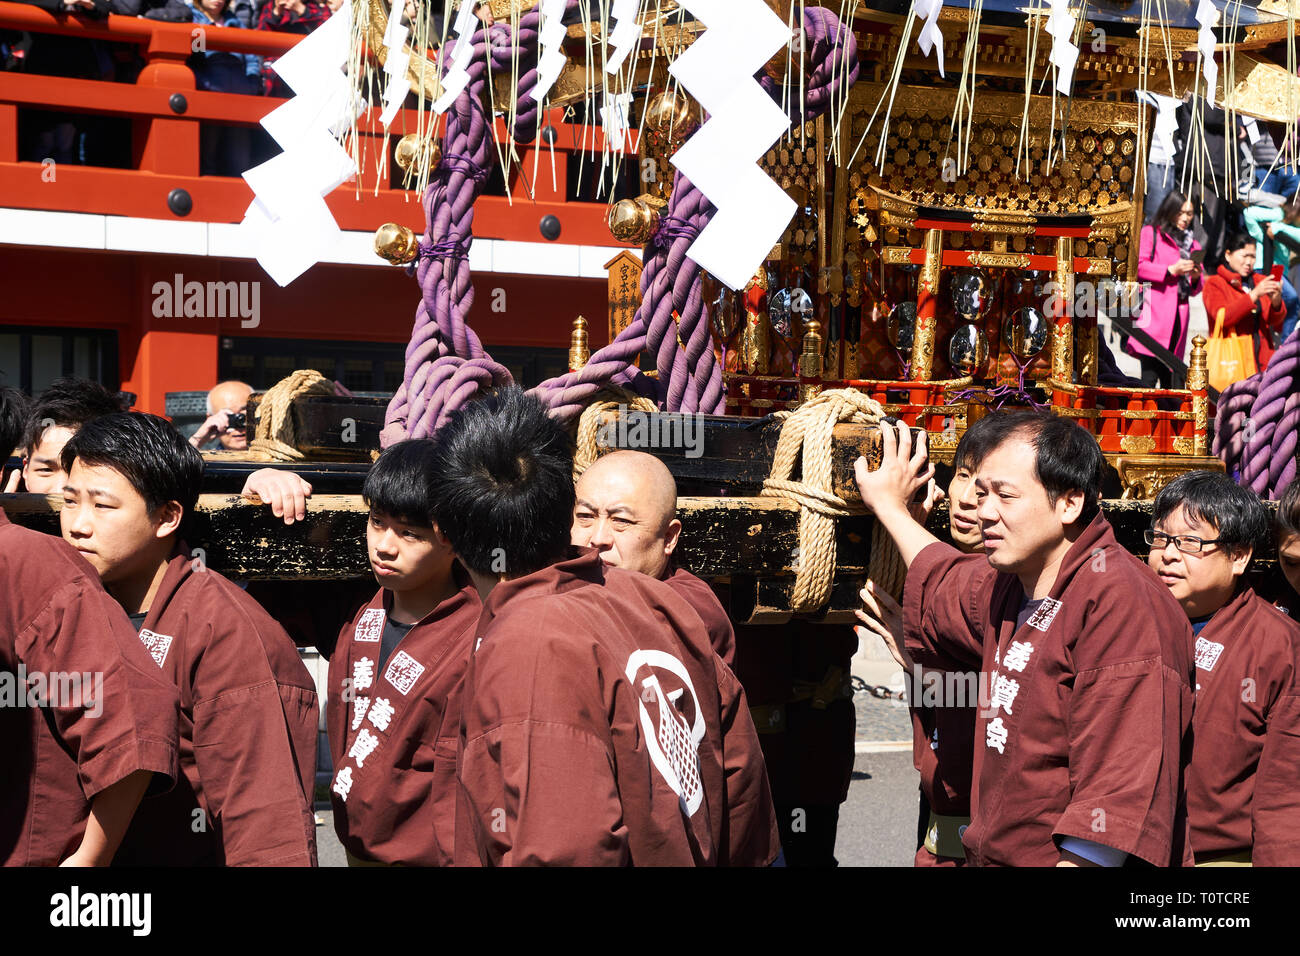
<box><xmin>963</xmin><ymin>410</ymin><xmax>1105</xmax><ymax>525</ymax></box>
<box><xmin>61</xmin><ymin>412</ymin><xmax>203</xmax><ymax>521</ymax></box>
<box><xmin>1154</xmin><ymin>470</ymin><xmax>1268</xmax><ymax>558</ymax></box>
<box><xmin>24</xmin><ymin>377</ymin><xmax>123</xmax><ymax>452</ymax></box>
<box><xmin>0</xmin><ymin>386</ymin><xmax>29</xmax><ymax>459</ymax></box>
<box><xmin>363</xmin><ymin>439</ymin><xmax>439</xmax><ymax>528</ymax></box>
<box><xmin>427</xmin><ymin>386</ymin><xmax>575</xmax><ymax>578</ymax></box>
<box><xmin>953</xmin><ymin>411</ymin><xmax>1006</xmax><ymax>472</ymax></box>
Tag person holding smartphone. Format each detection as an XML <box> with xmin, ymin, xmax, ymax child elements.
<box><xmin>1126</xmin><ymin>191</ymin><xmax>1204</xmax><ymax>388</ymax></box>
<box><xmin>1203</xmin><ymin>232</ymin><xmax>1287</xmax><ymax>373</ymax></box>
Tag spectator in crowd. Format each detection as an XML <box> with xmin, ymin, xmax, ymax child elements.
<box><xmin>189</xmin><ymin>379</ymin><xmax>253</xmax><ymax>451</ymax></box>
<box><xmin>256</xmin><ymin>0</ymin><xmax>330</xmax><ymax>97</ymax></box>
<box><xmin>187</xmin><ymin>0</ymin><xmax>260</xmax><ymax>175</ymax></box>
<box><xmin>4</xmin><ymin>377</ymin><xmax>122</xmax><ymax>493</ymax></box>
<box><xmin>13</xmin><ymin>0</ymin><xmax>116</xmax><ymax>165</ymax></box>
<box><xmin>1125</xmin><ymin>190</ymin><xmax>1203</xmax><ymax>388</ymax></box>
<box><xmin>1202</xmin><ymin>231</ymin><xmax>1286</xmax><ymax>374</ymax></box>
<box><xmin>1175</xmin><ymin>98</ymin><xmax>1242</xmax><ymax>271</ymax></box>
<box><xmin>110</xmin><ymin>0</ymin><xmax>191</xmax><ymax>20</ymax></box>
<box><xmin>1139</xmin><ymin>91</ymin><xmax>1182</xmax><ymax>225</ymax></box>
<box><xmin>1244</xmin><ymin>198</ymin><xmax>1300</xmax><ymax>344</ymax></box>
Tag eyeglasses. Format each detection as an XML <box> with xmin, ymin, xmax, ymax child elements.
<box><xmin>1144</xmin><ymin>529</ymin><xmax>1223</xmax><ymax>555</ymax></box>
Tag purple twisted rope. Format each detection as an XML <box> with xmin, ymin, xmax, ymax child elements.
<box><xmin>1214</xmin><ymin>376</ymin><xmax>1261</xmax><ymax>483</ymax></box>
<box><xmin>529</xmin><ymin>5</ymin><xmax>860</xmax><ymax>423</ymax></box>
<box><xmin>1239</xmin><ymin>326</ymin><xmax>1300</xmax><ymax>496</ymax></box>
<box><xmin>381</xmin><ymin>4</ymin><xmax>575</xmax><ymax>445</ymax></box>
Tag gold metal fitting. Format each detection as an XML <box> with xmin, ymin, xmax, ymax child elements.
<box><xmin>607</xmin><ymin>195</ymin><xmax>662</xmax><ymax>245</ymax></box>
<box><xmin>644</xmin><ymin>89</ymin><xmax>701</xmax><ymax>141</ymax></box>
<box><xmin>569</xmin><ymin>315</ymin><xmax>590</xmax><ymax>372</ymax></box>
<box><xmin>394</xmin><ymin>134</ymin><xmax>441</xmax><ymax>175</ymax></box>
<box><xmin>374</xmin><ymin>223</ymin><xmax>420</xmax><ymax>265</ymax></box>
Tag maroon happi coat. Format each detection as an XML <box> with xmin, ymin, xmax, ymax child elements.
<box><xmin>0</xmin><ymin>510</ymin><xmax>180</xmax><ymax>866</ymax></box>
<box><xmin>904</xmin><ymin>513</ymin><xmax>1196</xmax><ymax>866</ymax></box>
<box><xmin>909</xmin><ymin>658</ymin><xmax>977</xmax><ymax>867</ymax></box>
<box><xmin>455</xmin><ymin>548</ymin><xmax>779</xmax><ymax>867</ymax></box>
<box><xmin>113</xmin><ymin>549</ymin><xmax>319</xmax><ymax>866</ymax></box>
<box><xmin>663</xmin><ymin>567</ymin><xmax>735</xmax><ymax>667</ymax></box>
<box><xmin>1187</xmin><ymin>586</ymin><xmax>1300</xmax><ymax>864</ymax></box>
<box><xmin>326</xmin><ymin>571</ymin><xmax>481</xmax><ymax>865</ymax></box>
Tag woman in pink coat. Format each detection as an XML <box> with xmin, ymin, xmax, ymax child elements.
<box><xmin>1125</xmin><ymin>191</ymin><xmax>1203</xmax><ymax>388</ymax></box>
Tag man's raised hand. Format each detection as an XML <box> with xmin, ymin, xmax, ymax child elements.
<box><xmin>853</xmin><ymin>420</ymin><xmax>934</xmax><ymax>518</ymax></box>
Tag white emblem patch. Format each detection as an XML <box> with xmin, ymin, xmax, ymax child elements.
<box><xmin>1025</xmin><ymin>597</ymin><xmax>1062</xmax><ymax>632</ymax></box>
<box><xmin>384</xmin><ymin>650</ymin><xmax>425</xmax><ymax>695</ymax></box>
<box><xmin>1195</xmin><ymin>636</ymin><xmax>1226</xmax><ymax>673</ymax></box>
<box><xmin>354</xmin><ymin>608</ymin><xmax>384</xmax><ymax>643</ymax></box>
<box><xmin>138</xmin><ymin>629</ymin><xmax>174</xmax><ymax>668</ymax></box>
<box><xmin>626</xmin><ymin>649</ymin><xmax>706</xmax><ymax>816</ymax></box>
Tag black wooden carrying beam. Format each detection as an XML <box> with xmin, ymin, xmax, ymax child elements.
<box><xmin>6</xmin><ymin>492</ymin><xmax>1250</xmax><ymax>625</ymax></box>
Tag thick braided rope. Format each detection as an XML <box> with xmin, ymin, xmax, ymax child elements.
<box><xmin>530</xmin><ymin>5</ymin><xmax>859</xmax><ymax>425</ymax></box>
<box><xmin>528</xmin><ymin>172</ymin><xmax>713</xmax><ymax>421</ymax></box>
<box><xmin>571</xmin><ymin>387</ymin><xmax>659</xmax><ymax>480</ymax></box>
<box><xmin>759</xmin><ymin>389</ymin><xmax>888</xmax><ymax>612</ymax></box>
<box><xmin>382</xmin><ymin>9</ymin><xmax>567</xmax><ymax>446</ymax></box>
<box><xmin>1239</xmin><ymin>326</ymin><xmax>1300</xmax><ymax>496</ymax></box>
<box><xmin>248</xmin><ymin>369</ymin><xmax>337</xmax><ymax>461</ymax></box>
<box><xmin>1213</xmin><ymin>376</ymin><xmax>1260</xmax><ymax>482</ymax></box>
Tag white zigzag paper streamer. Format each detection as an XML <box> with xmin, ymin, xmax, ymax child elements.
<box><xmin>913</xmin><ymin>0</ymin><xmax>945</xmax><ymax>78</ymax></box>
<box><xmin>600</xmin><ymin>90</ymin><xmax>635</xmax><ymax>153</ymax></box>
<box><xmin>1045</xmin><ymin>0</ymin><xmax>1078</xmax><ymax>95</ymax></box>
<box><xmin>667</xmin><ymin>0</ymin><xmax>793</xmax><ymax>291</ymax></box>
<box><xmin>433</xmin><ymin>0</ymin><xmax>483</xmax><ymax>114</ymax></box>
<box><xmin>1196</xmin><ymin>0</ymin><xmax>1218</xmax><ymax>107</ymax></box>
<box><xmin>238</xmin><ymin>0</ymin><xmax>360</xmax><ymax>287</ymax></box>
<box><xmin>534</xmin><ymin>0</ymin><xmax>568</xmax><ymax>102</ymax></box>
<box><xmin>606</xmin><ymin>0</ymin><xmax>642</xmax><ymax>74</ymax></box>
<box><xmin>379</xmin><ymin>4</ymin><xmax>410</xmax><ymax>127</ymax></box>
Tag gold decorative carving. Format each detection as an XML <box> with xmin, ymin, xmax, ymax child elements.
<box><xmin>1119</xmin><ymin>434</ymin><xmax>1157</xmax><ymax>455</ymax></box>
<box><xmin>1117</xmin><ymin>456</ymin><xmax>1227</xmax><ymax>501</ymax></box>
<box><xmin>968</xmin><ymin>252</ymin><xmax>1032</xmax><ymax>269</ymax></box>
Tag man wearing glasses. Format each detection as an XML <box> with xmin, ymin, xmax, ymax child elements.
<box><xmin>1147</xmin><ymin>471</ymin><xmax>1300</xmax><ymax>865</ymax></box>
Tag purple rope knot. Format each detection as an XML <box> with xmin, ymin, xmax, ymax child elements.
<box><xmin>442</xmin><ymin>152</ymin><xmax>490</xmax><ymax>183</ymax></box>
<box><xmin>653</xmin><ymin>215</ymin><xmax>700</xmax><ymax>248</ymax></box>
<box><xmin>419</xmin><ymin>237</ymin><xmax>471</xmax><ymax>261</ymax></box>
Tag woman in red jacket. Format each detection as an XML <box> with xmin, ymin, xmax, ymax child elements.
<box><xmin>1202</xmin><ymin>231</ymin><xmax>1286</xmax><ymax>371</ymax></box>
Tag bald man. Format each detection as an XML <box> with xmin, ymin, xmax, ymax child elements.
<box><xmin>572</xmin><ymin>450</ymin><xmax>734</xmax><ymax>666</ymax></box>
<box><xmin>190</xmin><ymin>380</ymin><xmax>253</xmax><ymax>451</ymax></box>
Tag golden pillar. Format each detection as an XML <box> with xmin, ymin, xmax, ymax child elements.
<box><xmin>1051</xmin><ymin>236</ymin><xmax>1075</xmax><ymax>385</ymax></box>
<box><xmin>910</xmin><ymin>228</ymin><xmax>943</xmax><ymax>387</ymax></box>
<box><xmin>1187</xmin><ymin>334</ymin><xmax>1209</xmax><ymax>455</ymax></box>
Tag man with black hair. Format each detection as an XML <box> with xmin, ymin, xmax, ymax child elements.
<box><xmin>855</xmin><ymin>413</ymin><xmax>1001</xmax><ymax>866</ymax></box>
<box><xmin>856</xmin><ymin>411</ymin><xmax>1195</xmax><ymax>866</ymax></box>
<box><xmin>1148</xmin><ymin>471</ymin><xmax>1300</xmax><ymax>865</ymax></box>
<box><xmin>432</xmin><ymin>387</ymin><xmax>779</xmax><ymax>866</ymax></box>
<box><xmin>5</xmin><ymin>377</ymin><xmax>122</xmax><ymax>494</ymax></box>
<box><xmin>326</xmin><ymin>439</ymin><xmax>481</xmax><ymax>866</ymax></box>
<box><xmin>60</xmin><ymin>412</ymin><xmax>319</xmax><ymax>866</ymax></box>
<box><xmin>0</xmin><ymin>390</ymin><xmax>181</xmax><ymax>867</ymax></box>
